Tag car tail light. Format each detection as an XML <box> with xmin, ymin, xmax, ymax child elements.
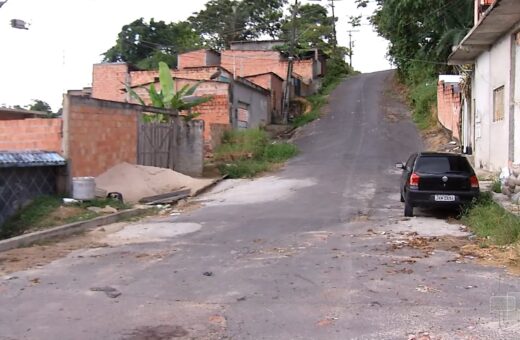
<box><xmin>410</xmin><ymin>173</ymin><xmax>420</xmax><ymax>187</ymax></box>
<box><xmin>470</xmin><ymin>175</ymin><xmax>479</xmax><ymax>188</ymax></box>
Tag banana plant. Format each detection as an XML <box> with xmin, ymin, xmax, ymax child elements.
<box><xmin>126</xmin><ymin>61</ymin><xmax>212</xmax><ymax>122</ymax></box>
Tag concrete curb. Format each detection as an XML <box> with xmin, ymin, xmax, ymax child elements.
<box><xmin>0</xmin><ymin>177</ymin><xmax>226</xmax><ymax>252</ymax></box>
<box><xmin>0</xmin><ymin>208</ymin><xmax>148</xmax><ymax>252</ymax></box>
<box><xmin>192</xmin><ymin>176</ymin><xmax>227</xmax><ymax>197</ymax></box>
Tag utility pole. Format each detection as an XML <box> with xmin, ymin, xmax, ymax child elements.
<box><xmin>282</xmin><ymin>0</ymin><xmax>298</xmax><ymax>125</ymax></box>
<box><xmin>347</xmin><ymin>29</ymin><xmax>359</xmax><ymax>68</ymax></box>
<box><xmin>330</xmin><ymin>0</ymin><xmax>338</xmax><ymax>51</ymax></box>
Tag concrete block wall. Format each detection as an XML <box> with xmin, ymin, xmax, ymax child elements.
<box><xmin>437</xmin><ymin>81</ymin><xmax>462</xmax><ymax>141</ymax></box>
<box><xmin>172</xmin><ymin>118</ymin><xmax>204</xmax><ymax>177</ymax></box>
<box><xmin>63</xmin><ymin>96</ymin><xmax>139</xmax><ymax>177</ymax></box>
<box><xmin>0</xmin><ymin>118</ymin><xmax>62</xmax><ymax>152</ymax></box>
<box><xmin>245</xmin><ymin>73</ymin><xmax>283</xmax><ymax>120</ymax></box>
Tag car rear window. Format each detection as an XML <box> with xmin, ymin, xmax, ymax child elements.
<box><xmin>415</xmin><ymin>156</ymin><xmax>472</xmax><ymax>174</ymax></box>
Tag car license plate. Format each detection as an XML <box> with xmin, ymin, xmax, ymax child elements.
<box><xmin>434</xmin><ymin>195</ymin><xmax>456</xmax><ymax>202</ymax></box>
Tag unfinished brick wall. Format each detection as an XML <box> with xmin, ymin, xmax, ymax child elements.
<box><xmin>221</xmin><ymin>50</ymin><xmax>287</xmax><ymax>79</ymax></box>
<box><xmin>437</xmin><ymin>81</ymin><xmax>461</xmax><ymax>140</ymax></box>
<box><xmin>176</xmin><ymin>80</ymin><xmax>231</xmax><ymax>152</ymax></box>
<box><xmin>221</xmin><ymin>50</ymin><xmax>316</xmax><ymax>84</ymax></box>
<box><xmin>289</xmin><ymin>59</ymin><xmax>315</xmax><ymax>83</ymax></box>
<box><xmin>178</xmin><ymin>49</ymin><xmax>221</xmax><ymax>69</ymax></box>
<box><xmin>0</xmin><ymin>118</ymin><xmax>62</xmax><ymax>152</ymax></box>
<box><xmin>130</xmin><ymin>70</ymin><xmax>159</xmax><ymax>87</ymax></box>
<box><xmin>92</xmin><ymin>63</ymin><xmax>129</xmax><ymax>102</ymax></box>
<box><xmin>63</xmin><ymin>96</ymin><xmax>139</xmax><ymax>177</ymax></box>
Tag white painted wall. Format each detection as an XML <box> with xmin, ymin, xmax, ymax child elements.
<box><xmin>514</xmin><ymin>42</ymin><xmax>520</xmax><ymax>163</ymax></box>
<box><xmin>472</xmin><ymin>34</ymin><xmax>512</xmax><ymax>171</ymax></box>
<box><xmin>473</xmin><ymin>51</ymin><xmax>491</xmax><ymax>169</ymax></box>
<box><xmin>489</xmin><ymin>34</ymin><xmax>511</xmax><ymax>170</ymax></box>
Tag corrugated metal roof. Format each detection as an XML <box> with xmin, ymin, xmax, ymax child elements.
<box><xmin>0</xmin><ymin>151</ymin><xmax>66</xmax><ymax>168</ymax></box>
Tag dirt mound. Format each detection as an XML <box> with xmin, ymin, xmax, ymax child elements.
<box><xmin>95</xmin><ymin>163</ymin><xmax>214</xmax><ymax>203</ymax></box>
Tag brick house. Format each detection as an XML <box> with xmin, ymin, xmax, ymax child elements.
<box><xmin>221</xmin><ymin>41</ymin><xmax>327</xmax><ymax>95</ymax></box>
<box><xmin>91</xmin><ymin>62</ymin><xmax>271</xmax><ymax>154</ymax></box>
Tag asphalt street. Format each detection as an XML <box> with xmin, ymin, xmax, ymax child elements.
<box><xmin>1</xmin><ymin>71</ymin><xmax>520</xmax><ymax>339</ymax></box>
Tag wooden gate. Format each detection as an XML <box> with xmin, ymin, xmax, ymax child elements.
<box><xmin>137</xmin><ymin>120</ymin><xmax>176</xmax><ymax>170</ymax></box>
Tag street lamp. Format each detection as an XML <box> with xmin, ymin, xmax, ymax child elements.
<box><xmin>10</xmin><ymin>19</ymin><xmax>29</xmax><ymax>30</ymax></box>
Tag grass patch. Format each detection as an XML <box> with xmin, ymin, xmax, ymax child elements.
<box><xmin>408</xmin><ymin>79</ymin><xmax>437</xmax><ymax>130</ymax></box>
<box><xmin>461</xmin><ymin>192</ymin><xmax>520</xmax><ymax>245</ymax></box>
<box><xmin>215</xmin><ymin>129</ymin><xmax>298</xmax><ymax>178</ymax></box>
<box><xmin>0</xmin><ymin>196</ymin><xmax>131</xmax><ymax>240</ymax></box>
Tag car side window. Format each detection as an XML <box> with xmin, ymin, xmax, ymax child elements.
<box><xmin>405</xmin><ymin>155</ymin><xmax>416</xmax><ymax>171</ymax></box>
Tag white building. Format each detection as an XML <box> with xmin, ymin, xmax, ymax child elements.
<box><xmin>449</xmin><ymin>0</ymin><xmax>520</xmax><ymax>171</ymax></box>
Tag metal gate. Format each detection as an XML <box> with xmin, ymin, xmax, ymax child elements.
<box><xmin>137</xmin><ymin>120</ymin><xmax>176</xmax><ymax>170</ymax></box>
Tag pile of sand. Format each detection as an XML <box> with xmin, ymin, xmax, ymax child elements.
<box><xmin>95</xmin><ymin>162</ymin><xmax>214</xmax><ymax>203</ymax></box>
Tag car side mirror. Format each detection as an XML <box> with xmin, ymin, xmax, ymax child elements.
<box><xmin>395</xmin><ymin>162</ymin><xmax>405</xmax><ymax>170</ymax></box>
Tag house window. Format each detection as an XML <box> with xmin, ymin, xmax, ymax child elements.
<box><xmin>493</xmin><ymin>86</ymin><xmax>505</xmax><ymax>122</ymax></box>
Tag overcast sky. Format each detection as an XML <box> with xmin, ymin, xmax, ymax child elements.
<box><xmin>0</xmin><ymin>0</ymin><xmax>391</xmax><ymax>111</ymax></box>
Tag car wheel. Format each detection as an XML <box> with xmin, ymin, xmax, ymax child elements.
<box><xmin>404</xmin><ymin>201</ymin><xmax>414</xmax><ymax>217</ymax></box>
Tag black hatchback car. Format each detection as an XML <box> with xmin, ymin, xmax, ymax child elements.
<box><xmin>397</xmin><ymin>152</ymin><xmax>480</xmax><ymax>217</ymax></box>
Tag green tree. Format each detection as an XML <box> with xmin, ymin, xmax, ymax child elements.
<box><xmin>28</xmin><ymin>99</ymin><xmax>52</xmax><ymax>113</ymax></box>
<box><xmin>369</xmin><ymin>0</ymin><xmax>473</xmax><ymax>81</ymax></box>
<box><xmin>189</xmin><ymin>0</ymin><xmax>287</xmax><ymax>49</ymax></box>
<box><xmin>367</xmin><ymin>0</ymin><xmax>473</xmax><ymax>128</ymax></box>
<box><xmin>127</xmin><ymin>62</ymin><xmax>212</xmax><ymax>122</ymax></box>
<box><xmin>279</xmin><ymin>3</ymin><xmax>334</xmax><ymax>54</ymax></box>
<box><xmin>103</xmin><ymin>18</ymin><xmax>202</xmax><ymax>70</ymax></box>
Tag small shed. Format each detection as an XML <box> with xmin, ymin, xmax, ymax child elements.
<box><xmin>0</xmin><ymin>151</ymin><xmax>66</xmax><ymax>227</ymax></box>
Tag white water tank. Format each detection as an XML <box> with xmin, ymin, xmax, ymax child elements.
<box><xmin>72</xmin><ymin>177</ymin><xmax>96</xmax><ymax>200</ymax></box>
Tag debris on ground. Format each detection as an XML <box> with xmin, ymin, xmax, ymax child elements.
<box><xmin>95</xmin><ymin>162</ymin><xmax>215</xmax><ymax>203</ymax></box>
<box><xmin>407</xmin><ymin>331</ymin><xmax>434</xmax><ymax>340</ymax></box>
<box><xmin>90</xmin><ymin>286</ymin><xmax>122</xmax><ymax>298</ymax></box>
<box><xmin>415</xmin><ymin>285</ymin><xmax>440</xmax><ymax>293</ymax></box>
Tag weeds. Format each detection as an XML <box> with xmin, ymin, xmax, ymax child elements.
<box><xmin>491</xmin><ymin>179</ymin><xmax>502</xmax><ymax>193</ymax></box>
<box><xmin>462</xmin><ymin>192</ymin><xmax>520</xmax><ymax>245</ymax></box>
<box><xmin>409</xmin><ymin>79</ymin><xmax>437</xmax><ymax>130</ymax></box>
<box><xmin>215</xmin><ymin>129</ymin><xmax>298</xmax><ymax>178</ymax></box>
<box><xmin>0</xmin><ymin>196</ymin><xmax>130</xmax><ymax>240</ymax></box>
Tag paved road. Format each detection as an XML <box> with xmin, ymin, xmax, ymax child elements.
<box><xmin>2</xmin><ymin>71</ymin><xmax>520</xmax><ymax>339</ymax></box>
